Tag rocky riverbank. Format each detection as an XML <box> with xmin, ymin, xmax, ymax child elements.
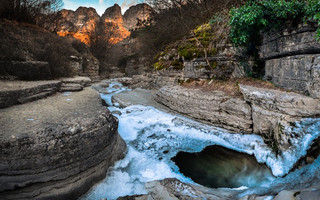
<box><xmin>101</xmin><ymin>79</ymin><xmax>320</xmax><ymax>200</ymax></box>
<box><xmin>0</xmin><ymin>87</ymin><xmax>127</xmax><ymax>200</ymax></box>
<box><xmin>155</xmin><ymin>84</ymin><xmax>320</xmax><ymax>151</ymax></box>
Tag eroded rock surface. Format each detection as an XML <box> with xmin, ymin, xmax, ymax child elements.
<box><xmin>117</xmin><ymin>178</ymin><xmax>241</xmax><ymax>200</ymax></box>
<box><xmin>240</xmin><ymin>84</ymin><xmax>320</xmax><ymax>149</ymax></box>
<box><xmin>155</xmin><ymin>85</ymin><xmax>320</xmax><ymax>147</ymax></box>
<box><xmin>155</xmin><ymin>86</ymin><xmax>252</xmax><ymax>133</ymax></box>
<box><xmin>261</xmin><ymin>22</ymin><xmax>320</xmax><ymax>98</ymax></box>
<box><xmin>0</xmin><ymin>88</ymin><xmax>126</xmax><ymax>200</ymax></box>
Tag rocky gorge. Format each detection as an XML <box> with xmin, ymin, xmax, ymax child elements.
<box><xmin>1</xmin><ymin>1</ymin><xmax>320</xmax><ymax>200</ymax></box>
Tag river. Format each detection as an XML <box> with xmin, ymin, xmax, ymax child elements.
<box><xmin>80</xmin><ymin>80</ymin><xmax>320</xmax><ymax>200</ymax></box>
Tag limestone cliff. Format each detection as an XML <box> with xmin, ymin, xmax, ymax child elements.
<box><xmin>54</xmin><ymin>4</ymin><xmax>153</xmax><ymax>46</ymax></box>
<box><xmin>260</xmin><ymin>21</ymin><xmax>320</xmax><ymax>98</ymax></box>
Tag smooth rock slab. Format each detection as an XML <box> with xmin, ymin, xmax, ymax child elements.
<box><xmin>0</xmin><ymin>88</ymin><xmax>126</xmax><ymax>200</ymax></box>
<box><xmin>155</xmin><ymin>86</ymin><xmax>252</xmax><ymax>133</ymax></box>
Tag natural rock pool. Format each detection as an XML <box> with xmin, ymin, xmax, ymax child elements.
<box><xmin>172</xmin><ymin>145</ymin><xmax>274</xmax><ymax>188</ymax></box>
<box><xmin>81</xmin><ymin>80</ymin><xmax>320</xmax><ymax>200</ymax></box>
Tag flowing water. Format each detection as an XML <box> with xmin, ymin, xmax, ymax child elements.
<box><xmin>81</xmin><ymin>80</ymin><xmax>320</xmax><ymax>200</ymax></box>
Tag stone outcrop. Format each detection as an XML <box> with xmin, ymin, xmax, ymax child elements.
<box><xmin>118</xmin><ymin>178</ymin><xmax>241</xmax><ymax>200</ymax></box>
<box><xmin>260</xmin><ymin>21</ymin><xmax>320</xmax><ymax>98</ymax></box>
<box><xmin>183</xmin><ymin>55</ymin><xmax>253</xmax><ymax>80</ymax></box>
<box><xmin>123</xmin><ymin>3</ymin><xmax>153</xmax><ymax>30</ymax></box>
<box><xmin>0</xmin><ymin>80</ymin><xmax>61</xmax><ymax>109</ymax></box>
<box><xmin>68</xmin><ymin>54</ymin><xmax>100</xmax><ymax>82</ymax></box>
<box><xmin>0</xmin><ymin>88</ymin><xmax>127</xmax><ymax>200</ymax></box>
<box><xmin>0</xmin><ymin>61</ymin><xmax>52</xmax><ymax>80</ymax></box>
<box><xmin>55</xmin><ymin>7</ymin><xmax>100</xmax><ymax>45</ymax></box>
<box><xmin>119</xmin><ymin>178</ymin><xmax>320</xmax><ymax>200</ymax></box>
<box><xmin>155</xmin><ymin>86</ymin><xmax>252</xmax><ymax>133</ymax></box>
<box><xmin>155</xmin><ymin>85</ymin><xmax>320</xmax><ymax>144</ymax></box>
<box><xmin>240</xmin><ymin>84</ymin><xmax>320</xmax><ymax>149</ymax></box>
<box><xmin>0</xmin><ymin>77</ymin><xmax>92</xmax><ymax>109</ymax></box>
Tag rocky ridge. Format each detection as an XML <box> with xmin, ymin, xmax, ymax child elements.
<box><xmin>54</xmin><ymin>3</ymin><xmax>153</xmax><ymax>46</ymax></box>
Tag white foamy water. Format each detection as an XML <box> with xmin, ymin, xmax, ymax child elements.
<box><xmin>81</xmin><ymin>81</ymin><xmax>320</xmax><ymax>200</ymax></box>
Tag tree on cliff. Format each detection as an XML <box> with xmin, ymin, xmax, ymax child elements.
<box><xmin>0</xmin><ymin>0</ymin><xmax>63</xmax><ymax>24</ymax></box>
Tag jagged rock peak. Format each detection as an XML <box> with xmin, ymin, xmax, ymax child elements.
<box><xmin>102</xmin><ymin>3</ymin><xmax>123</xmax><ymax>21</ymax></box>
<box><xmin>123</xmin><ymin>3</ymin><xmax>154</xmax><ymax>30</ymax></box>
<box><xmin>75</xmin><ymin>6</ymin><xmax>99</xmax><ymax>17</ymax></box>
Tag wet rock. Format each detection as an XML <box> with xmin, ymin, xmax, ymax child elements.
<box><xmin>119</xmin><ymin>178</ymin><xmax>241</xmax><ymax>200</ymax></box>
<box><xmin>240</xmin><ymin>84</ymin><xmax>320</xmax><ymax>149</ymax></box>
<box><xmin>273</xmin><ymin>190</ymin><xmax>296</xmax><ymax>200</ymax></box>
<box><xmin>112</xmin><ymin>110</ymin><xmax>122</xmax><ymax>115</ymax></box>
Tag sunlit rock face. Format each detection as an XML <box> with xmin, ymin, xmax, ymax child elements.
<box><xmin>56</xmin><ymin>7</ymin><xmax>100</xmax><ymax>45</ymax></box>
<box><xmin>101</xmin><ymin>4</ymin><xmax>130</xmax><ymax>45</ymax></box>
<box><xmin>54</xmin><ymin>4</ymin><xmax>153</xmax><ymax>46</ymax></box>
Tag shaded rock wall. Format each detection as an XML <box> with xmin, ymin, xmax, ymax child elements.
<box><xmin>261</xmin><ymin>22</ymin><xmax>320</xmax><ymax>98</ymax></box>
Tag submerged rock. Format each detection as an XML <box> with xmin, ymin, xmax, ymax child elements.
<box><xmin>0</xmin><ymin>88</ymin><xmax>127</xmax><ymax>200</ymax></box>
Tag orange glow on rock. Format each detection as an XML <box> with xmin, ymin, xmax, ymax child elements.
<box><xmin>57</xmin><ymin>18</ymin><xmax>130</xmax><ymax>46</ymax></box>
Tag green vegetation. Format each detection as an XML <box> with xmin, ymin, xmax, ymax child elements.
<box><xmin>229</xmin><ymin>0</ymin><xmax>320</xmax><ymax>46</ymax></box>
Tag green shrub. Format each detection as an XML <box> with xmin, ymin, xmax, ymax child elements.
<box><xmin>154</xmin><ymin>62</ymin><xmax>164</xmax><ymax>70</ymax></box>
<box><xmin>229</xmin><ymin>0</ymin><xmax>320</xmax><ymax>46</ymax></box>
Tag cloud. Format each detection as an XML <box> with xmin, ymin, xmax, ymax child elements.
<box><xmin>99</xmin><ymin>0</ymin><xmax>104</xmax><ymax>5</ymax></box>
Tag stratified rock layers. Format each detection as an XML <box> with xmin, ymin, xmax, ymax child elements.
<box><xmin>261</xmin><ymin>22</ymin><xmax>320</xmax><ymax>98</ymax></box>
<box><xmin>0</xmin><ymin>88</ymin><xmax>127</xmax><ymax>200</ymax></box>
<box><xmin>155</xmin><ymin>86</ymin><xmax>253</xmax><ymax>133</ymax></box>
<box><xmin>155</xmin><ymin>85</ymin><xmax>320</xmax><ymax>139</ymax></box>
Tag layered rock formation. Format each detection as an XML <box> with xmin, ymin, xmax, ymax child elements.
<box><xmin>0</xmin><ymin>87</ymin><xmax>127</xmax><ymax>200</ymax></box>
<box><xmin>155</xmin><ymin>85</ymin><xmax>320</xmax><ymax>150</ymax></box>
<box><xmin>155</xmin><ymin>86</ymin><xmax>252</xmax><ymax>133</ymax></box>
<box><xmin>54</xmin><ymin>4</ymin><xmax>153</xmax><ymax>46</ymax></box>
<box><xmin>260</xmin><ymin>21</ymin><xmax>320</xmax><ymax>98</ymax></box>
<box><xmin>55</xmin><ymin>7</ymin><xmax>100</xmax><ymax>45</ymax></box>
<box><xmin>0</xmin><ymin>76</ymin><xmax>91</xmax><ymax>109</ymax></box>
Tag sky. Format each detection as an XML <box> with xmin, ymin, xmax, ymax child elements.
<box><xmin>63</xmin><ymin>0</ymin><xmax>145</xmax><ymax>15</ymax></box>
